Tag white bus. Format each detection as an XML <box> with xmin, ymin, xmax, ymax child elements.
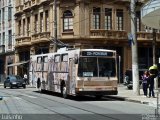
<box><xmin>29</xmin><ymin>47</ymin><xmax>118</xmax><ymax>98</ymax></box>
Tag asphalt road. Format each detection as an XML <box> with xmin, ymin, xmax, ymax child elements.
<box><xmin>0</xmin><ymin>86</ymin><xmax>158</xmax><ymax>120</ymax></box>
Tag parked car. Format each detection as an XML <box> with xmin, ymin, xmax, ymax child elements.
<box><xmin>4</xmin><ymin>75</ymin><xmax>26</xmax><ymax>89</ymax></box>
<box><xmin>123</xmin><ymin>69</ymin><xmax>147</xmax><ymax>89</ymax></box>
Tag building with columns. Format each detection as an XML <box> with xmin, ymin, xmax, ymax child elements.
<box><xmin>13</xmin><ymin>0</ymin><xmax>160</xmax><ymax>82</ymax></box>
<box><xmin>0</xmin><ymin>0</ymin><xmax>15</xmax><ymax>82</ymax></box>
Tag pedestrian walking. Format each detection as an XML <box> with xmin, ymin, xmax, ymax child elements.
<box><xmin>23</xmin><ymin>73</ymin><xmax>28</xmax><ymax>84</ymax></box>
<box><xmin>148</xmin><ymin>75</ymin><xmax>155</xmax><ymax>98</ymax></box>
<box><xmin>148</xmin><ymin>65</ymin><xmax>158</xmax><ymax>98</ymax></box>
<box><xmin>141</xmin><ymin>70</ymin><xmax>149</xmax><ymax>97</ymax></box>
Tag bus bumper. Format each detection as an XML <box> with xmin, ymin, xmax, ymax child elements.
<box><xmin>75</xmin><ymin>90</ymin><xmax>118</xmax><ymax>96</ymax></box>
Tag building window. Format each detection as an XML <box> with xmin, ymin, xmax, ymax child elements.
<box><xmin>0</xmin><ymin>10</ymin><xmax>1</xmax><ymax>22</ymax></box>
<box><xmin>136</xmin><ymin>11</ymin><xmax>141</xmax><ymax>32</ymax></box>
<box><xmin>0</xmin><ymin>33</ymin><xmax>1</xmax><ymax>45</ymax></box>
<box><xmin>2</xmin><ymin>8</ymin><xmax>4</xmax><ymax>21</ymax></box>
<box><xmin>8</xmin><ymin>7</ymin><xmax>12</xmax><ymax>20</ymax></box>
<box><xmin>116</xmin><ymin>9</ymin><xmax>123</xmax><ymax>30</ymax></box>
<box><xmin>93</xmin><ymin>7</ymin><xmax>100</xmax><ymax>29</ymax></box>
<box><xmin>18</xmin><ymin>20</ymin><xmax>21</xmax><ymax>36</ymax></box>
<box><xmin>40</xmin><ymin>12</ymin><xmax>43</xmax><ymax>32</ymax></box>
<box><xmin>27</xmin><ymin>17</ymin><xmax>30</xmax><ymax>36</ymax></box>
<box><xmin>8</xmin><ymin>0</ymin><xmax>11</xmax><ymax>4</ymax></box>
<box><xmin>105</xmin><ymin>8</ymin><xmax>112</xmax><ymax>30</ymax></box>
<box><xmin>45</xmin><ymin>10</ymin><xmax>49</xmax><ymax>32</ymax></box>
<box><xmin>23</xmin><ymin>19</ymin><xmax>26</xmax><ymax>36</ymax></box>
<box><xmin>34</xmin><ymin>14</ymin><xmax>38</xmax><ymax>33</ymax></box>
<box><xmin>2</xmin><ymin>32</ymin><xmax>5</xmax><ymax>45</ymax></box>
<box><xmin>63</xmin><ymin>10</ymin><xmax>73</xmax><ymax>32</ymax></box>
<box><xmin>8</xmin><ymin>30</ymin><xmax>12</xmax><ymax>49</ymax></box>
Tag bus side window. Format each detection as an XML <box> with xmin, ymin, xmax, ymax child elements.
<box><xmin>61</xmin><ymin>54</ymin><xmax>68</xmax><ymax>72</ymax></box>
<box><xmin>54</xmin><ymin>55</ymin><xmax>60</xmax><ymax>71</ymax></box>
<box><xmin>43</xmin><ymin>56</ymin><xmax>48</xmax><ymax>71</ymax></box>
<box><xmin>37</xmin><ymin>57</ymin><xmax>42</xmax><ymax>71</ymax></box>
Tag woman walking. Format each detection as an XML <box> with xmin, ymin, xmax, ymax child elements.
<box><xmin>141</xmin><ymin>70</ymin><xmax>149</xmax><ymax>97</ymax></box>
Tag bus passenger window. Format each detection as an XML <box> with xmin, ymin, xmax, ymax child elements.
<box><xmin>43</xmin><ymin>56</ymin><xmax>48</xmax><ymax>71</ymax></box>
<box><xmin>61</xmin><ymin>54</ymin><xmax>68</xmax><ymax>72</ymax></box>
<box><xmin>37</xmin><ymin>57</ymin><xmax>42</xmax><ymax>71</ymax></box>
<box><xmin>54</xmin><ymin>55</ymin><xmax>60</xmax><ymax>71</ymax></box>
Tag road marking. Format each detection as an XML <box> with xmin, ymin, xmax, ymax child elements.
<box><xmin>14</xmin><ymin>97</ymin><xmax>22</xmax><ymax>100</ymax></box>
<box><xmin>22</xmin><ymin>94</ymin><xmax>37</xmax><ymax>98</ymax></box>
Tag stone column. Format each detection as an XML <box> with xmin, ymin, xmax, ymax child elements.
<box><xmin>30</xmin><ymin>11</ymin><xmax>34</xmax><ymax>34</ymax></box>
<box><xmin>112</xmin><ymin>8</ymin><xmax>116</xmax><ymax>30</ymax></box>
<box><xmin>38</xmin><ymin>12</ymin><xmax>40</xmax><ymax>33</ymax></box>
<box><xmin>14</xmin><ymin>49</ymin><xmax>19</xmax><ymax>75</ymax></box>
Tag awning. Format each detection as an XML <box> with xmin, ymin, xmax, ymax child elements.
<box><xmin>7</xmin><ymin>61</ymin><xmax>29</xmax><ymax>67</ymax></box>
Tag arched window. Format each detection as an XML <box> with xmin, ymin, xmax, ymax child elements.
<box><xmin>63</xmin><ymin>10</ymin><xmax>73</xmax><ymax>32</ymax></box>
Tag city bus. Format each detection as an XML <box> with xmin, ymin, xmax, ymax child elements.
<box><xmin>29</xmin><ymin>47</ymin><xmax>118</xmax><ymax>98</ymax></box>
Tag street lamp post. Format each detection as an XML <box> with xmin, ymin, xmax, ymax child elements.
<box><xmin>54</xmin><ymin>0</ymin><xmax>57</xmax><ymax>52</ymax></box>
<box><xmin>130</xmin><ymin>0</ymin><xmax>140</xmax><ymax>95</ymax></box>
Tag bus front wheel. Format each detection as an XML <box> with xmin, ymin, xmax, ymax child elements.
<box><xmin>62</xmin><ymin>85</ymin><xmax>67</xmax><ymax>98</ymax></box>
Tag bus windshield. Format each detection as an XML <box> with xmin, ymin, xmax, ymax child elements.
<box><xmin>78</xmin><ymin>57</ymin><xmax>116</xmax><ymax>77</ymax></box>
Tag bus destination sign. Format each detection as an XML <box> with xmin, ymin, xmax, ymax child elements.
<box><xmin>81</xmin><ymin>51</ymin><xmax>113</xmax><ymax>56</ymax></box>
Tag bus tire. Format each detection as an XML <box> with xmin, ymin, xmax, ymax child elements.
<box><xmin>62</xmin><ymin>85</ymin><xmax>67</xmax><ymax>98</ymax></box>
<box><xmin>61</xmin><ymin>81</ymin><xmax>67</xmax><ymax>98</ymax></box>
<box><xmin>95</xmin><ymin>95</ymin><xmax>102</xmax><ymax>99</ymax></box>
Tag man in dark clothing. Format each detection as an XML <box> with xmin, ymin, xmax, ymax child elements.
<box><xmin>148</xmin><ymin>75</ymin><xmax>155</xmax><ymax>98</ymax></box>
<box><xmin>148</xmin><ymin>65</ymin><xmax>158</xmax><ymax>98</ymax></box>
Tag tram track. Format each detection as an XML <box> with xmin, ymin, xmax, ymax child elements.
<box><xmin>0</xmin><ymin>89</ymin><xmax>122</xmax><ymax>120</ymax></box>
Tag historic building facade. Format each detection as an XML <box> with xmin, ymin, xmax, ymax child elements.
<box><xmin>0</xmin><ymin>0</ymin><xmax>15</xmax><ymax>82</ymax></box>
<box><xmin>14</xmin><ymin>0</ymin><xmax>160</xmax><ymax>82</ymax></box>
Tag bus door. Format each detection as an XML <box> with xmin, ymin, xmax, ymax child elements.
<box><xmin>69</xmin><ymin>58</ymin><xmax>76</xmax><ymax>95</ymax></box>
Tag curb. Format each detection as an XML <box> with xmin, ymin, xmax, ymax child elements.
<box><xmin>106</xmin><ymin>95</ymin><xmax>149</xmax><ymax>105</ymax></box>
<box><xmin>26</xmin><ymin>85</ymin><xmax>36</xmax><ymax>88</ymax></box>
<box><xmin>106</xmin><ymin>95</ymin><xmax>126</xmax><ymax>101</ymax></box>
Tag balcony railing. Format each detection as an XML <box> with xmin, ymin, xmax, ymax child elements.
<box><xmin>31</xmin><ymin>32</ymin><xmax>50</xmax><ymax>44</ymax></box>
<box><xmin>15</xmin><ymin>5</ymin><xmax>23</xmax><ymax>13</ymax></box>
<box><xmin>23</xmin><ymin>1</ymin><xmax>31</xmax><ymax>11</ymax></box>
<box><xmin>137</xmin><ymin>32</ymin><xmax>160</xmax><ymax>41</ymax></box>
<box><xmin>39</xmin><ymin>0</ymin><xmax>50</xmax><ymax>5</ymax></box>
<box><xmin>31</xmin><ymin>0</ymin><xmax>40</xmax><ymax>7</ymax></box>
<box><xmin>90</xmin><ymin>29</ymin><xmax>127</xmax><ymax>40</ymax></box>
<box><xmin>15</xmin><ymin>37</ymin><xmax>31</xmax><ymax>47</ymax></box>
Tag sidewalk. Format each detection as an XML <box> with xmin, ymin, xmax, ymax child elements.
<box><xmin>108</xmin><ymin>84</ymin><xmax>160</xmax><ymax>107</ymax></box>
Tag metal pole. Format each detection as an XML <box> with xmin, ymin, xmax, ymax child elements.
<box><xmin>54</xmin><ymin>0</ymin><xmax>57</xmax><ymax>52</ymax></box>
<box><xmin>153</xmin><ymin>29</ymin><xmax>156</xmax><ymax>65</ymax></box>
<box><xmin>130</xmin><ymin>0</ymin><xmax>140</xmax><ymax>95</ymax></box>
<box><xmin>152</xmin><ymin>29</ymin><xmax>158</xmax><ymax>90</ymax></box>
<box><xmin>119</xmin><ymin>56</ymin><xmax>121</xmax><ymax>83</ymax></box>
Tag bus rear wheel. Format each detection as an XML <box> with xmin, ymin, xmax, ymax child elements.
<box><xmin>95</xmin><ymin>95</ymin><xmax>102</xmax><ymax>99</ymax></box>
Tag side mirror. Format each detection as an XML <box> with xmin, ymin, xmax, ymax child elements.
<box><xmin>74</xmin><ymin>57</ymin><xmax>78</xmax><ymax>64</ymax></box>
<box><xmin>74</xmin><ymin>54</ymin><xmax>78</xmax><ymax>64</ymax></box>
